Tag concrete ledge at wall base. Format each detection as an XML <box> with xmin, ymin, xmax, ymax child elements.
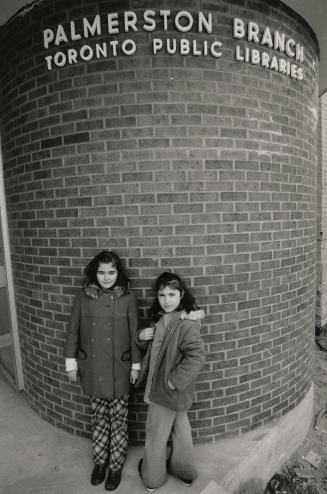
<box><xmin>218</xmin><ymin>383</ymin><xmax>313</xmax><ymax>494</ymax></box>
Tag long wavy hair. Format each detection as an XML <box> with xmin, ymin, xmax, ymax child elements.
<box><xmin>83</xmin><ymin>250</ymin><xmax>129</xmax><ymax>292</ymax></box>
<box><xmin>149</xmin><ymin>272</ymin><xmax>199</xmax><ymax>322</ymax></box>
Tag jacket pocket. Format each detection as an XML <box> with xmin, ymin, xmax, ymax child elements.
<box><xmin>77</xmin><ymin>349</ymin><xmax>87</xmax><ymax>360</ymax></box>
<box><xmin>121</xmin><ymin>350</ymin><xmax>131</xmax><ymax>362</ymax></box>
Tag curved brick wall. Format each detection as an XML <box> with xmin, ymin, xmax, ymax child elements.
<box><xmin>0</xmin><ymin>0</ymin><xmax>319</xmax><ymax>443</ymax></box>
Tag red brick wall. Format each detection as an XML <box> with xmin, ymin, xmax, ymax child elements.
<box><xmin>317</xmin><ymin>92</ymin><xmax>327</xmax><ymax>329</ymax></box>
<box><xmin>0</xmin><ymin>0</ymin><xmax>319</xmax><ymax>443</ymax></box>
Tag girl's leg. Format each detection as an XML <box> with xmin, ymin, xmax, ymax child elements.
<box><xmin>168</xmin><ymin>412</ymin><xmax>197</xmax><ymax>481</ymax></box>
<box><xmin>141</xmin><ymin>403</ymin><xmax>175</xmax><ymax>489</ymax></box>
<box><xmin>108</xmin><ymin>394</ymin><xmax>129</xmax><ymax>473</ymax></box>
<box><xmin>91</xmin><ymin>397</ymin><xmax>111</xmax><ymax>465</ymax></box>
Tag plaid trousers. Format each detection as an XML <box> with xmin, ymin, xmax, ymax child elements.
<box><xmin>90</xmin><ymin>395</ymin><xmax>129</xmax><ymax>472</ymax></box>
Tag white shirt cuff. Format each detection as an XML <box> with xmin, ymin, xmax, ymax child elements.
<box><xmin>66</xmin><ymin>358</ymin><xmax>78</xmax><ymax>372</ymax></box>
<box><xmin>132</xmin><ymin>363</ymin><xmax>141</xmax><ymax>370</ymax></box>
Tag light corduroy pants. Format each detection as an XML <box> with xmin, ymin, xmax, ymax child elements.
<box><xmin>141</xmin><ymin>403</ymin><xmax>197</xmax><ymax>489</ymax></box>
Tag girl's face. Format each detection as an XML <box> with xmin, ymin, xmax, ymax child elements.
<box><xmin>96</xmin><ymin>262</ymin><xmax>118</xmax><ymax>289</ymax></box>
<box><xmin>158</xmin><ymin>285</ymin><xmax>182</xmax><ymax>313</ymax></box>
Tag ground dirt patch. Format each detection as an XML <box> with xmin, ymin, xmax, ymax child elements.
<box><xmin>270</xmin><ymin>341</ymin><xmax>327</xmax><ymax>494</ymax></box>
<box><xmin>236</xmin><ymin>341</ymin><xmax>327</xmax><ymax>494</ymax></box>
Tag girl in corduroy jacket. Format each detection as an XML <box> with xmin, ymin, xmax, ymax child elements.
<box><xmin>136</xmin><ymin>272</ymin><xmax>205</xmax><ymax>492</ymax></box>
<box><xmin>64</xmin><ymin>250</ymin><xmax>141</xmax><ymax>491</ymax></box>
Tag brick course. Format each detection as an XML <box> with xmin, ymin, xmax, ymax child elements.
<box><xmin>317</xmin><ymin>91</ymin><xmax>327</xmax><ymax>328</ymax></box>
<box><xmin>0</xmin><ymin>0</ymin><xmax>318</xmax><ymax>443</ymax></box>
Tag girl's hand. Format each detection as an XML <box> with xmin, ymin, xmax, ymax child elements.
<box><xmin>130</xmin><ymin>368</ymin><xmax>140</xmax><ymax>384</ymax></box>
<box><xmin>167</xmin><ymin>379</ymin><xmax>176</xmax><ymax>390</ymax></box>
<box><xmin>138</xmin><ymin>327</ymin><xmax>155</xmax><ymax>341</ymax></box>
<box><xmin>67</xmin><ymin>370</ymin><xmax>78</xmax><ymax>383</ymax></box>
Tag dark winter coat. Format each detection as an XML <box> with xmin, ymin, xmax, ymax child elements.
<box><xmin>64</xmin><ymin>286</ymin><xmax>141</xmax><ymax>398</ymax></box>
<box><xmin>138</xmin><ymin>312</ymin><xmax>205</xmax><ymax>412</ymax></box>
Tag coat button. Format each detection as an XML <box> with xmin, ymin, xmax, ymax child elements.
<box><xmin>106</xmin><ymin>322</ymin><xmax>111</xmax><ymax>325</ymax></box>
<box><xmin>92</xmin><ymin>322</ymin><xmax>96</xmax><ymax>326</ymax></box>
<box><xmin>106</xmin><ymin>337</ymin><xmax>111</xmax><ymax>342</ymax></box>
<box><xmin>91</xmin><ymin>338</ymin><xmax>95</xmax><ymax>342</ymax></box>
<box><xmin>92</xmin><ymin>353</ymin><xmax>96</xmax><ymax>358</ymax></box>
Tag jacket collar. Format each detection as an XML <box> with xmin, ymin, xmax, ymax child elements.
<box><xmin>84</xmin><ymin>283</ymin><xmax>124</xmax><ymax>300</ymax></box>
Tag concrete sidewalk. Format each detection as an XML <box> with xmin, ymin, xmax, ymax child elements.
<box><xmin>0</xmin><ymin>374</ymin><xmax>313</xmax><ymax>494</ymax></box>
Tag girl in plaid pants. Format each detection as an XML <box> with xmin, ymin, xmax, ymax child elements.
<box><xmin>64</xmin><ymin>250</ymin><xmax>141</xmax><ymax>491</ymax></box>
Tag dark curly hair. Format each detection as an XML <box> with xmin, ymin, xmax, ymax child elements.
<box><xmin>83</xmin><ymin>250</ymin><xmax>129</xmax><ymax>292</ymax></box>
<box><xmin>149</xmin><ymin>272</ymin><xmax>199</xmax><ymax>322</ymax></box>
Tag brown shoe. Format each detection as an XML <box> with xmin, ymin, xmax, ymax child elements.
<box><xmin>90</xmin><ymin>462</ymin><xmax>106</xmax><ymax>485</ymax></box>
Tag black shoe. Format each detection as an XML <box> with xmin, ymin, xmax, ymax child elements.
<box><xmin>138</xmin><ymin>459</ymin><xmax>155</xmax><ymax>492</ymax></box>
<box><xmin>90</xmin><ymin>463</ymin><xmax>106</xmax><ymax>485</ymax></box>
<box><xmin>137</xmin><ymin>459</ymin><xmax>143</xmax><ymax>478</ymax></box>
<box><xmin>181</xmin><ymin>478</ymin><xmax>193</xmax><ymax>487</ymax></box>
<box><xmin>105</xmin><ymin>470</ymin><xmax>122</xmax><ymax>491</ymax></box>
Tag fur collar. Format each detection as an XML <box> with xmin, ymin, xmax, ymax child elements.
<box><xmin>84</xmin><ymin>283</ymin><xmax>125</xmax><ymax>300</ymax></box>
